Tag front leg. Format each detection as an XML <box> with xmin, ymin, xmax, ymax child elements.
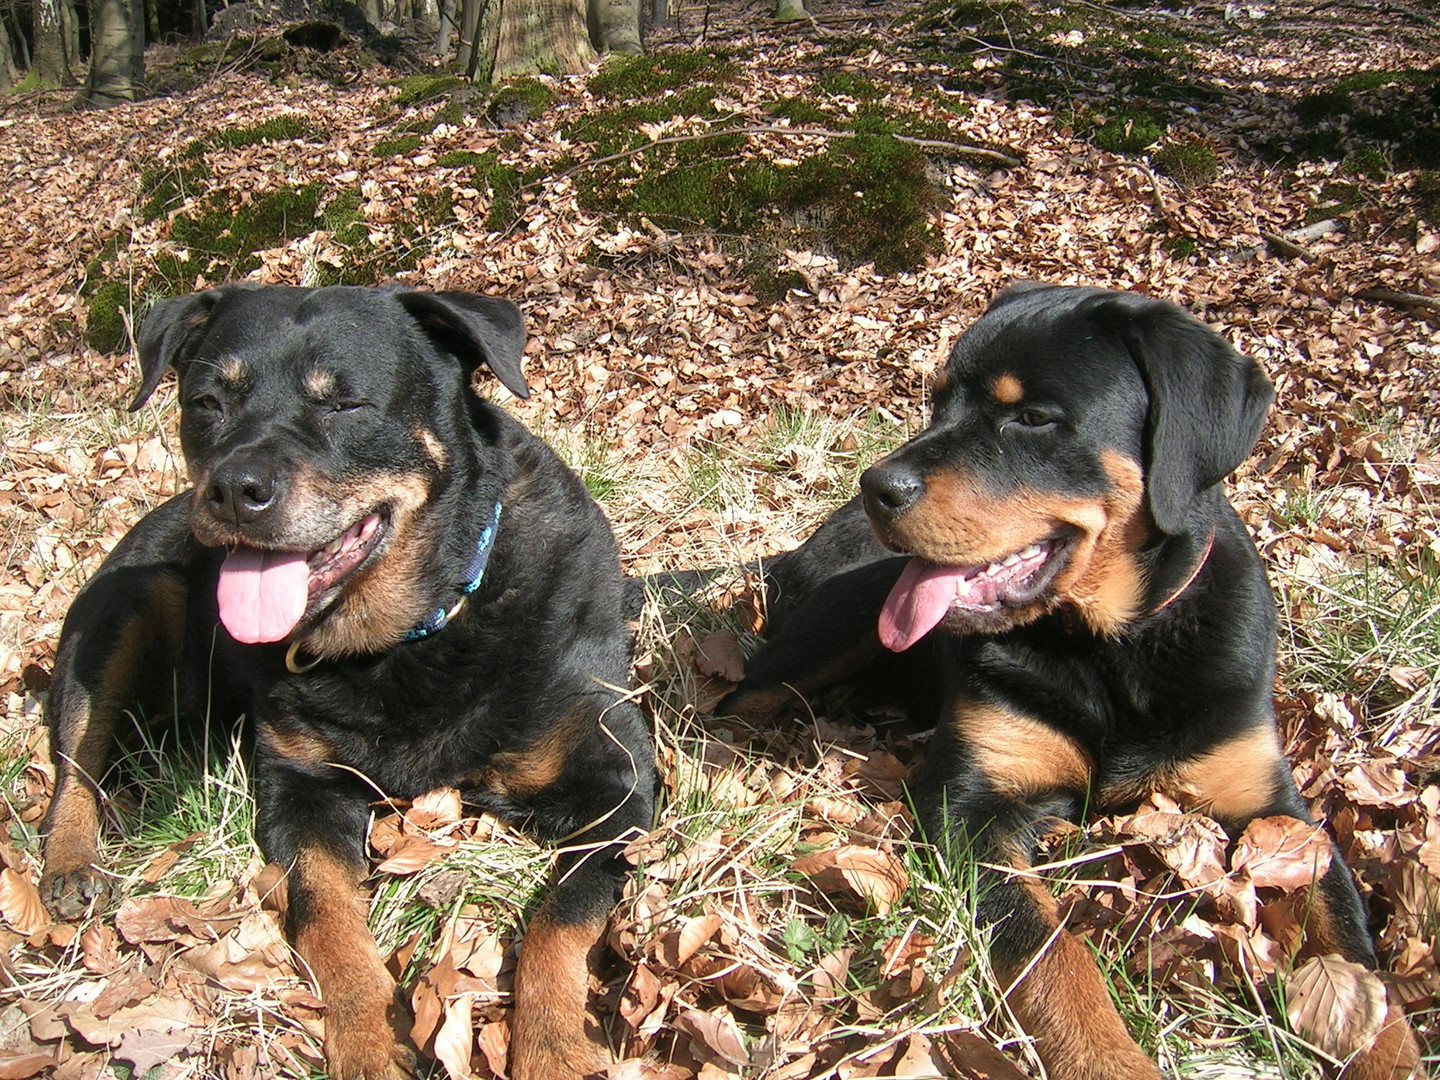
<box><xmin>917</xmin><ymin>700</ymin><xmax>1163</xmax><ymax>1080</ymax></box>
<box><xmin>42</xmin><ymin>570</ymin><xmax>189</xmax><ymax>917</ymax></box>
<box><xmin>255</xmin><ymin>737</ymin><xmax>418</xmax><ymax>1080</ymax></box>
<box><xmin>490</xmin><ymin>696</ymin><xmax>656</xmax><ymax>1080</ymax></box>
<box><xmin>1168</xmin><ymin>727</ymin><xmax>1424</xmax><ymax>1079</ymax></box>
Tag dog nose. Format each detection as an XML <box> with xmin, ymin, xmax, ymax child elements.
<box><xmin>861</xmin><ymin>461</ymin><xmax>925</xmax><ymax>522</ymax></box>
<box><xmin>205</xmin><ymin>459</ymin><xmax>278</xmax><ymax>524</ymax></box>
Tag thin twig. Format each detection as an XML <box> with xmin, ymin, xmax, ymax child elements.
<box><xmin>1096</xmin><ymin>159</ymin><xmax>1172</xmax><ymax>226</ymax></box>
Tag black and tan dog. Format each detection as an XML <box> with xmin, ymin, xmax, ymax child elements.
<box><xmin>39</xmin><ymin>284</ymin><xmax>655</xmax><ymax>1080</ymax></box>
<box><xmin>723</xmin><ymin>283</ymin><xmax>1421</xmax><ymax>1079</ymax></box>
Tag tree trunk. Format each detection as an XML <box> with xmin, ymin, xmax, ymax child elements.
<box><xmin>83</xmin><ymin>0</ymin><xmax>144</xmax><ymax>105</ymax></box>
<box><xmin>485</xmin><ymin>0</ymin><xmax>593</xmax><ymax>82</ymax></box>
<box><xmin>457</xmin><ymin>0</ymin><xmax>496</xmax><ymax>79</ymax></box>
<box><xmin>62</xmin><ymin>0</ymin><xmax>81</xmax><ymax>66</ymax></box>
<box><xmin>0</xmin><ymin>16</ymin><xmax>17</xmax><ymax>89</ymax></box>
<box><xmin>589</xmin><ymin>0</ymin><xmax>640</xmax><ymax>55</ymax></box>
<box><xmin>33</xmin><ymin>0</ymin><xmax>73</xmax><ymax>85</ymax></box>
<box><xmin>436</xmin><ymin>0</ymin><xmax>457</xmax><ymax>57</ymax></box>
<box><xmin>774</xmin><ymin>0</ymin><xmax>807</xmax><ymax>20</ymax></box>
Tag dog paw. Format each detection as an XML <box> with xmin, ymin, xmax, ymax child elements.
<box><xmin>324</xmin><ymin>1033</ymin><xmax>422</xmax><ymax>1080</ymax></box>
<box><xmin>1338</xmin><ymin>1003</ymin><xmax>1426</xmax><ymax>1080</ymax></box>
<box><xmin>38</xmin><ymin>862</ymin><xmax>110</xmax><ymax>920</ymax></box>
<box><xmin>509</xmin><ymin>1023</ymin><xmax>609</xmax><ymax>1080</ymax></box>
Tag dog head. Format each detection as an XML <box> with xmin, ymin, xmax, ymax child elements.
<box><xmin>862</xmin><ymin>282</ymin><xmax>1273</xmax><ymax>648</ymax></box>
<box><xmin>134</xmin><ymin>284</ymin><xmax>528</xmax><ymax>654</ymax></box>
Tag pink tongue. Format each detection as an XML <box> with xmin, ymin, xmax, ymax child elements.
<box><xmin>216</xmin><ymin>548</ymin><xmax>311</xmax><ymax>644</ymax></box>
<box><xmin>879</xmin><ymin>558</ymin><xmax>970</xmax><ymax>652</ymax></box>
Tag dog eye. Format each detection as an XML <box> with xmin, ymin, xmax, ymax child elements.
<box><xmin>189</xmin><ymin>394</ymin><xmax>223</xmax><ymax>413</ymax></box>
<box><xmin>1005</xmin><ymin>408</ymin><xmax>1060</xmax><ymax>432</ymax></box>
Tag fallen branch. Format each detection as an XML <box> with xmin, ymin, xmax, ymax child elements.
<box><xmin>1096</xmin><ymin>159</ymin><xmax>1172</xmax><ymax>226</ymax></box>
<box><xmin>1356</xmin><ymin>287</ymin><xmax>1440</xmax><ymax>314</ymax></box>
<box><xmin>542</xmin><ymin>124</ymin><xmax>1023</xmax><ymax>190</ymax></box>
<box><xmin>1231</xmin><ymin>218</ymin><xmax>1345</xmax><ymax>263</ymax></box>
<box><xmin>1260</xmin><ymin>230</ymin><xmax>1318</xmax><ymax>263</ymax></box>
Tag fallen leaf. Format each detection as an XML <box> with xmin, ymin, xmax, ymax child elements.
<box><xmin>1284</xmin><ymin>954</ymin><xmax>1387</xmax><ymax>1062</ymax></box>
<box><xmin>692</xmin><ymin>630</ymin><xmax>745</xmax><ymax>682</ymax></box>
<box><xmin>1232</xmin><ymin>815</ymin><xmax>1332</xmax><ymax>891</ymax></box>
<box><xmin>793</xmin><ymin>845</ymin><xmax>909</xmax><ymax>915</ymax></box>
<box><xmin>0</xmin><ymin>869</ymin><xmax>48</xmax><ymax>936</ymax></box>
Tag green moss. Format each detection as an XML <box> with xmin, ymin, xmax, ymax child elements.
<box><xmin>392</xmin><ymin>74</ymin><xmax>466</xmax><ymax>108</ymax></box>
<box><xmin>488</xmin><ymin>76</ymin><xmax>555</xmax><ymax>122</ymax></box>
<box><xmin>1162</xmin><ymin>234</ymin><xmax>1197</xmax><ymax>259</ymax></box>
<box><xmin>815</xmin><ymin>70</ymin><xmax>884</xmax><ymax>101</ymax></box>
<box><xmin>139</xmin><ymin>158</ymin><xmax>213</xmax><ymax>222</ymax></box>
<box><xmin>166</xmin><ymin>183</ymin><xmax>324</xmax><ymax>281</ymax></box>
<box><xmin>1413</xmin><ymin>172</ymin><xmax>1440</xmax><ymax>220</ymax></box>
<box><xmin>436</xmin><ymin>150</ymin><xmax>492</xmax><ymax>169</ymax></box>
<box><xmin>588</xmin><ymin>50</ymin><xmax>737</xmax><ymax>100</ymax></box>
<box><xmin>1345</xmin><ymin>145</ymin><xmax>1389</xmax><ymax>180</ymax></box>
<box><xmin>209</xmin><ymin>115</ymin><xmax>321</xmax><ymax>149</ymax></box>
<box><xmin>781</xmin><ymin>134</ymin><xmax>941</xmax><ymax>272</ymax></box>
<box><xmin>85</xmin><ymin>280</ymin><xmax>132</xmax><ymax>354</ymax></box>
<box><xmin>767</xmin><ymin>96</ymin><xmax>830</xmax><ymax>127</ymax></box>
<box><xmin>744</xmin><ymin>250</ymin><xmax>808</xmax><ymax>304</ymax></box>
<box><xmin>1150</xmin><ymin>138</ymin><xmax>1218</xmax><ymax>186</ymax></box>
<box><xmin>562</xmin><ymin>86</ymin><xmax>724</xmax><ymax>152</ymax></box>
<box><xmin>1295</xmin><ymin>89</ymin><xmax>1352</xmax><ymax>125</ymax></box>
<box><xmin>321</xmin><ymin>188</ymin><xmax>368</xmax><ymax>246</ymax></box>
<box><xmin>1091</xmin><ymin>112</ymin><xmax>1165</xmax><ymax>154</ymax></box>
<box><xmin>416</xmin><ymin>187</ymin><xmax>455</xmax><ymax>228</ymax></box>
<box><xmin>374</xmin><ymin>134</ymin><xmax>424</xmax><ymax>157</ymax></box>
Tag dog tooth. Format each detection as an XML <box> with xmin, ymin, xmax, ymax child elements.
<box><xmin>1020</xmin><ymin>544</ymin><xmax>1041</xmax><ymax>559</ymax></box>
<box><xmin>1002</xmin><ymin>552</ymin><xmax>1022</xmax><ymax>566</ymax></box>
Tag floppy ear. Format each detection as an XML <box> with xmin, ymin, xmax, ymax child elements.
<box><xmin>392</xmin><ymin>290</ymin><xmax>529</xmax><ymax>400</ymax></box>
<box><xmin>131</xmin><ymin>288</ymin><xmax>231</xmax><ymax>411</ymax></box>
<box><xmin>1105</xmin><ymin>296</ymin><xmax>1274</xmax><ymax>534</ymax></box>
<box><xmin>985</xmin><ymin>279</ymin><xmax>1057</xmax><ymax>312</ymax></box>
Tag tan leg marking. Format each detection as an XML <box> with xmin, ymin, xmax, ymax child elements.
<box><xmin>1165</xmin><ymin>726</ymin><xmax>1284</xmax><ymax>823</ymax></box>
<box><xmin>292</xmin><ymin>848</ymin><xmax>416</xmax><ymax>1080</ymax></box>
<box><xmin>259</xmin><ymin>722</ymin><xmax>335</xmax><ymax>767</ymax></box>
<box><xmin>723</xmin><ymin>638</ymin><xmax>882</xmax><ymax>724</ymax></box>
<box><xmin>955</xmin><ymin>702</ymin><xmax>1092</xmax><ymax>799</ymax></box>
<box><xmin>43</xmin><ymin>580</ymin><xmax>186</xmax><ymax>916</ymax></box>
<box><xmin>472</xmin><ymin>707</ymin><xmax>589</xmax><ymax>797</ymax></box>
<box><xmin>510</xmin><ymin>914</ymin><xmax>609</xmax><ymax>1080</ymax></box>
<box><xmin>1003</xmin><ymin>929</ymin><xmax>1163</xmax><ymax>1080</ymax></box>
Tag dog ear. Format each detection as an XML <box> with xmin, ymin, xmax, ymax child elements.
<box><xmin>393</xmin><ymin>291</ymin><xmax>530</xmax><ymax>400</ymax></box>
<box><xmin>1106</xmin><ymin>296</ymin><xmax>1274</xmax><ymax>534</ymax></box>
<box><xmin>985</xmin><ymin>280</ymin><xmax>1056</xmax><ymax>312</ymax></box>
<box><xmin>131</xmin><ymin>289</ymin><xmax>229</xmax><ymax>411</ymax></box>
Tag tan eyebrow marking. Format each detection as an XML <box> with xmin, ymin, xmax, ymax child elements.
<box><xmin>305</xmin><ymin>368</ymin><xmax>337</xmax><ymax>399</ymax></box>
<box><xmin>992</xmin><ymin>372</ymin><xmax>1024</xmax><ymax>404</ymax></box>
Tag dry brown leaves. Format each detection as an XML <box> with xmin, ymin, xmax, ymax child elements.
<box><xmin>2</xmin><ymin>0</ymin><xmax>1439</xmax><ymax>1074</ymax></box>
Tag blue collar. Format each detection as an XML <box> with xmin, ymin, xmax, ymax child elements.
<box><xmin>404</xmin><ymin>500</ymin><xmax>502</xmax><ymax>641</ymax></box>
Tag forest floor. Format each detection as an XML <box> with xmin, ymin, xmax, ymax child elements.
<box><xmin>1</xmin><ymin>0</ymin><xmax>1439</xmax><ymax>1076</ymax></box>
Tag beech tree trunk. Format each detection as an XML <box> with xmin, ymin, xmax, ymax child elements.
<box><xmin>83</xmin><ymin>0</ymin><xmax>144</xmax><ymax>105</ymax></box>
<box><xmin>492</xmin><ymin>0</ymin><xmax>593</xmax><ymax>80</ymax></box>
<box><xmin>774</xmin><ymin>0</ymin><xmax>808</xmax><ymax>20</ymax></box>
<box><xmin>33</xmin><ymin>0</ymin><xmax>73</xmax><ymax>85</ymax></box>
<box><xmin>0</xmin><ymin>17</ymin><xmax>18</xmax><ymax>89</ymax></box>
<box><xmin>590</xmin><ymin>0</ymin><xmax>641</xmax><ymax>55</ymax></box>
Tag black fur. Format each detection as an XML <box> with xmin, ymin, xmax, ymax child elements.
<box><xmin>41</xmin><ymin>284</ymin><xmax>654</xmax><ymax>1080</ymax></box>
<box><xmin>721</xmin><ymin>284</ymin><xmax>1399</xmax><ymax>1079</ymax></box>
